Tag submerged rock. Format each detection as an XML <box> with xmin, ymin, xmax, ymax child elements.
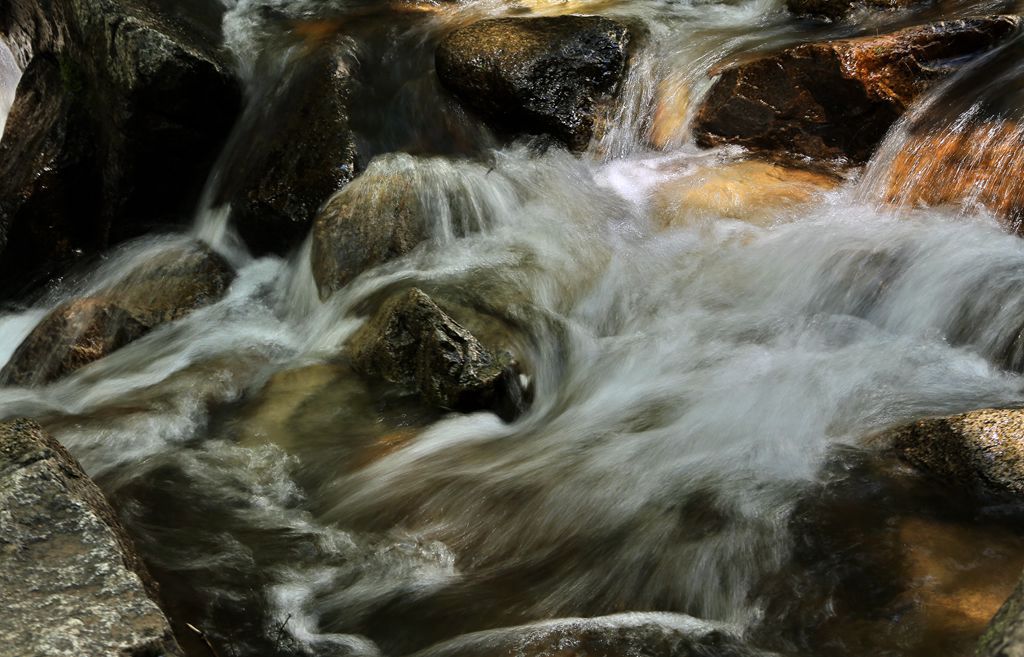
<box><xmin>0</xmin><ymin>0</ymin><xmax>241</xmax><ymax>296</ymax></box>
<box><xmin>978</xmin><ymin>573</ymin><xmax>1024</xmax><ymax>657</ymax></box>
<box><xmin>652</xmin><ymin>160</ymin><xmax>839</xmax><ymax>229</ymax></box>
<box><xmin>692</xmin><ymin>16</ymin><xmax>1020</xmax><ymax>164</ymax></box>
<box><xmin>0</xmin><ymin>241</ymin><xmax>234</xmax><ymax>387</ymax></box>
<box><xmin>0</xmin><ymin>418</ymin><xmax>182</xmax><ymax>655</ymax></box>
<box><xmin>408</xmin><ymin>612</ymin><xmax>769</xmax><ymax>657</ymax></box>
<box><xmin>886</xmin><ymin>408</ymin><xmax>1024</xmax><ymax>497</ymax></box>
<box><xmin>348</xmin><ymin>288</ymin><xmax>524</xmax><ymax>420</ymax></box>
<box><xmin>215</xmin><ymin>41</ymin><xmax>358</xmax><ymax>256</ymax></box>
<box><xmin>311</xmin><ymin>165</ymin><xmax>428</xmax><ymax>300</ymax></box>
<box><xmin>436</xmin><ymin>15</ymin><xmax>631</xmax><ymax>151</ymax></box>
<box><xmin>881</xmin><ymin>120</ymin><xmax>1024</xmax><ymax>231</ymax></box>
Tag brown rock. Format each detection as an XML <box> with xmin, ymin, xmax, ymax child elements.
<box><xmin>436</xmin><ymin>15</ymin><xmax>631</xmax><ymax>151</ymax></box>
<box><xmin>886</xmin><ymin>408</ymin><xmax>1024</xmax><ymax>497</ymax></box>
<box><xmin>692</xmin><ymin>17</ymin><xmax>1021</xmax><ymax>164</ymax></box>
<box><xmin>0</xmin><ymin>418</ymin><xmax>183</xmax><ymax>656</ymax></box>
<box><xmin>881</xmin><ymin>120</ymin><xmax>1024</xmax><ymax>231</ymax></box>
<box><xmin>348</xmin><ymin>288</ymin><xmax>524</xmax><ymax>420</ymax></box>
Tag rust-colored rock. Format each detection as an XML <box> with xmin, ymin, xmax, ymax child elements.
<box><xmin>693</xmin><ymin>17</ymin><xmax>1021</xmax><ymax>164</ymax></box>
<box><xmin>881</xmin><ymin>120</ymin><xmax>1024</xmax><ymax>231</ymax></box>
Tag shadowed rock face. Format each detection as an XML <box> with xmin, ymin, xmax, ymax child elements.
<box><xmin>348</xmin><ymin>288</ymin><xmax>524</xmax><ymax>420</ymax></box>
<box><xmin>979</xmin><ymin>574</ymin><xmax>1024</xmax><ymax>657</ymax></box>
<box><xmin>0</xmin><ymin>0</ymin><xmax>241</xmax><ymax>297</ymax></box>
<box><xmin>0</xmin><ymin>418</ymin><xmax>183</xmax><ymax>656</ymax></box>
<box><xmin>0</xmin><ymin>241</ymin><xmax>234</xmax><ymax>387</ymax></box>
<box><xmin>214</xmin><ymin>41</ymin><xmax>358</xmax><ymax>256</ymax></box>
<box><xmin>886</xmin><ymin>408</ymin><xmax>1024</xmax><ymax>497</ymax></box>
<box><xmin>436</xmin><ymin>15</ymin><xmax>630</xmax><ymax>151</ymax></box>
<box><xmin>693</xmin><ymin>16</ymin><xmax>1021</xmax><ymax>164</ymax></box>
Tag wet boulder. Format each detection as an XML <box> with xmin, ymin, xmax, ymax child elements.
<box><xmin>881</xmin><ymin>120</ymin><xmax>1024</xmax><ymax>231</ymax></box>
<box><xmin>347</xmin><ymin>288</ymin><xmax>524</xmax><ymax>420</ymax></box>
<box><xmin>978</xmin><ymin>573</ymin><xmax>1024</xmax><ymax>657</ymax></box>
<box><xmin>885</xmin><ymin>408</ymin><xmax>1024</xmax><ymax>497</ymax></box>
<box><xmin>0</xmin><ymin>241</ymin><xmax>234</xmax><ymax>387</ymax></box>
<box><xmin>409</xmin><ymin>613</ymin><xmax>769</xmax><ymax>657</ymax></box>
<box><xmin>215</xmin><ymin>42</ymin><xmax>358</xmax><ymax>256</ymax></box>
<box><xmin>0</xmin><ymin>0</ymin><xmax>241</xmax><ymax>297</ymax></box>
<box><xmin>311</xmin><ymin>163</ymin><xmax>428</xmax><ymax>300</ymax></box>
<box><xmin>435</xmin><ymin>15</ymin><xmax>631</xmax><ymax>151</ymax></box>
<box><xmin>692</xmin><ymin>16</ymin><xmax>1021</xmax><ymax>164</ymax></box>
<box><xmin>0</xmin><ymin>418</ymin><xmax>182</xmax><ymax>655</ymax></box>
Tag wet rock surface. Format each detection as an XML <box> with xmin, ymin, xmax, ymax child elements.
<box><xmin>0</xmin><ymin>418</ymin><xmax>182</xmax><ymax>656</ymax></box>
<box><xmin>978</xmin><ymin>574</ymin><xmax>1024</xmax><ymax>657</ymax></box>
<box><xmin>0</xmin><ymin>0</ymin><xmax>240</xmax><ymax>296</ymax></box>
<box><xmin>692</xmin><ymin>16</ymin><xmax>1021</xmax><ymax>164</ymax></box>
<box><xmin>0</xmin><ymin>241</ymin><xmax>234</xmax><ymax>387</ymax></box>
<box><xmin>436</xmin><ymin>15</ymin><xmax>631</xmax><ymax>151</ymax></box>
<box><xmin>311</xmin><ymin>163</ymin><xmax>429</xmax><ymax>300</ymax></box>
<box><xmin>408</xmin><ymin>613</ymin><xmax>769</xmax><ymax>657</ymax></box>
<box><xmin>886</xmin><ymin>408</ymin><xmax>1024</xmax><ymax>497</ymax></box>
<box><xmin>215</xmin><ymin>41</ymin><xmax>358</xmax><ymax>256</ymax></box>
<box><xmin>348</xmin><ymin>288</ymin><xmax>524</xmax><ymax>420</ymax></box>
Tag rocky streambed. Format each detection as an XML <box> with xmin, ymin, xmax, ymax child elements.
<box><xmin>6</xmin><ymin>0</ymin><xmax>1024</xmax><ymax>656</ymax></box>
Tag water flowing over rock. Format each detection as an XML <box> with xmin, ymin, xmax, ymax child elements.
<box><xmin>0</xmin><ymin>241</ymin><xmax>234</xmax><ymax>387</ymax></box>
<box><xmin>979</xmin><ymin>574</ymin><xmax>1024</xmax><ymax>657</ymax></box>
<box><xmin>408</xmin><ymin>613</ymin><xmax>770</xmax><ymax>657</ymax></box>
<box><xmin>348</xmin><ymin>288</ymin><xmax>523</xmax><ymax>420</ymax></box>
<box><xmin>0</xmin><ymin>418</ymin><xmax>182</xmax><ymax>656</ymax></box>
<box><xmin>885</xmin><ymin>408</ymin><xmax>1024</xmax><ymax>497</ymax></box>
<box><xmin>692</xmin><ymin>16</ymin><xmax>1021</xmax><ymax>165</ymax></box>
<box><xmin>0</xmin><ymin>0</ymin><xmax>241</xmax><ymax>297</ymax></box>
<box><xmin>435</xmin><ymin>15</ymin><xmax>631</xmax><ymax>151</ymax></box>
<box><xmin>786</xmin><ymin>0</ymin><xmax>926</xmax><ymax>21</ymax></box>
<box><xmin>214</xmin><ymin>41</ymin><xmax>358</xmax><ymax>256</ymax></box>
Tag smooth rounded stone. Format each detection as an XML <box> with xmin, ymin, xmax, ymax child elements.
<box><xmin>0</xmin><ymin>418</ymin><xmax>182</xmax><ymax>656</ymax></box>
<box><xmin>786</xmin><ymin>0</ymin><xmax>927</xmax><ymax>21</ymax></box>
<box><xmin>979</xmin><ymin>575</ymin><xmax>1024</xmax><ymax>657</ymax></box>
<box><xmin>881</xmin><ymin>120</ymin><xmax>1024</xmax><ymax>231</ymax></box>
<box><xmin>347</xmin><ymin>288</ymin><xmax>524</xmax><ymax>420</ymax></box>
<box><xmin>0</xmin><ymin>241</ymin><xmax>235</xmax><ymax>387</ymax></box>
<box><xmin>652</xmin><ymin>160</ymin><xmax>839</xmax><ymax>230</ymax></box>
<box><xmin>215</xmin><ymin>41</ymin><xmax>357</xmax><ymax>256</ymax></box>
<box><xmin>436</xmin><ymin>15</ymin><xmax>631</xmax><ymax>151</ymax></box>
<box><xmin>0</xmin><ymin>0</ymin><xmax>241</xmax><ymax>297</ymax></box>
<box><xmin>692</xmin><ymin>16</ymin><xmax>1021</xmax><ymax>165</ymax></box>
<box><xmin>408</xmin><ymin>613</ymin><xmax>771</xmax><ymax>657</ymax></box>
<box><xmin>311</xmin><ymin>164</ymin><xmax>429</xmax><ymax>300</ymax></box>
<box><xmin>885</xmin><ymin>408</ymin><xmax>1024</xmax><ymax>497</ymax></box>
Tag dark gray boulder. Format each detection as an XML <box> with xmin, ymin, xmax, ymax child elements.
<box><xmin>0</xmin><ymin>418</ymin><xmax>183</xmax><ymax>656</ymax></box>
<box><xmin>348</xmin><ymin>288</ymin><xmax>524</xmax><ymax>420</ymax></box>
<box><xmin>978</xmin><ymin>574</ymin><xmax>1024</xmax><ymax>657</ymax></box>
<box><xmin>435</xmin><ymin>15</ymin><xmax>631</xmax><ymax>152</ymax></box>
<box><xmin>0</xmin><ymin>0</ymin><xmax>241</xmax><ymax>297</ymax></box>
<box><xmin>786</xmin><ymin>0</ymin><xmax>928</xmax><ymax>21</ymax></box>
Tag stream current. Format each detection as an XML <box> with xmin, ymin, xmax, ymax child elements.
<box><xmin>4</xmin><ymin>0</ymin><xmax>1024</xmax><ymax>655</ymax></box>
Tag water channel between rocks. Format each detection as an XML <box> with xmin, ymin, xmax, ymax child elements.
<box><xmin>4</xmin><ymin>0</ymin><xmax>1024</xmax><ymax>656</ymax></box>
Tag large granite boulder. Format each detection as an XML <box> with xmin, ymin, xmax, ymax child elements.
<box><xmin>0</xmin><ymin>0</ymin><xmax>241</xmax><ymax>296</ymax></box>
<box><xmin>436</xmin><ymin>15</ymin><xmax>631</xmax><ymax>151</ymax></box>
<box><xmin>347</xmin><ymin>288</ymin><xmax>524</xmax><ymax>420</ymax></box>
<box><xmin>0</xmin><ymin>241</ymin><xmax>234</xmax><ymax>387</ymax></box>
<box><xmin>214</xmin><ymin>41</ymin><xmax>358</xmax><ymax>256</ymax></box>
<box><xmin>0</xmin><ymin>418</ymin><xmax>182</xmax><ymax>655</ymax></box>
<box><xmin>409</xmin><ymin>613</ymin><xmax>770</xmax><ymax>657</ymax></box>
<box><xmin>885</xmin><ymin>408</ymin><xmax>1024</xmax><ymax>497</ymax></box>
<box><xmin>692</xmin><ymin>16</ymin><xmax>1020</xmax><ymax>165</ymax></box>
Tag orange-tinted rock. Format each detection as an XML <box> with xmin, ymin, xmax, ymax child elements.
<box><xmin>693</xmin><ymin>16</ymin><xmax>1021</xmax><ymax>164</ymax></box>
<box><xmin>882</xmin><ymin>120</ymin><xmax>1024</xmax><ymax>231</ymax></box>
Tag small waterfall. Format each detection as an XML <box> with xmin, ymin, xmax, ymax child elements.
<box><xmin>0</xmin><ymin>38</ymin><xmax>21</xmax><ymax>141</ymax></box>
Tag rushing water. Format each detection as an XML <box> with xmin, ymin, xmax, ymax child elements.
<box><xmin>0</xmin><ymin>38</ymin><xmax>21</xmax><ymax>141</ymax></box>
<box><xmin>4</xmin><ymin>1</ymin><xmax>1024</xmax><ymax>656</ymax></box>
